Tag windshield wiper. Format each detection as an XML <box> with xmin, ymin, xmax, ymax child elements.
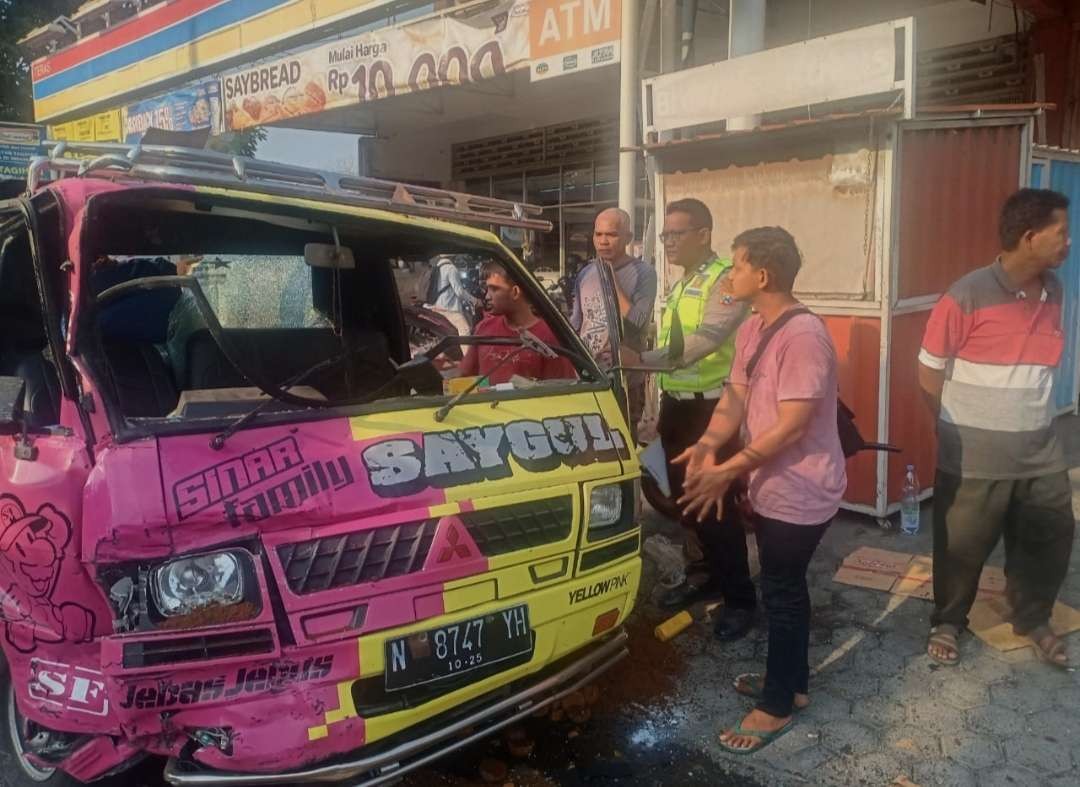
<box><xmin>425</xmin><ymin>332</ymin><xmax>596</xmax><ymax>379</ymax></box>
<box><xmin>210</xmin><ymin>351</ymin><xmax>349</xmax><ymax>450</ymax></box>
<box><xmin>210</xmin><ymin>351</ymin><xmax>444</xmax><ymax>450</ymax></box>
<box><xmin>433</xmin><ymin>329</ymin><xmax>560</xmax><ymax>423</ymax></box>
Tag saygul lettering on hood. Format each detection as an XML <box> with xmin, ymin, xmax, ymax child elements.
<box><xmin>361</xmin><ymin>414</ymin><xmax>628</xmax><ymax>497</ymax></box>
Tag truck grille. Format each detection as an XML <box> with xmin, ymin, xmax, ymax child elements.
<box><xmin>123</xmin><ymin>629</ymin><xmax>275</xmax><ymax>668</ymax></box>
<box><xmin>458</xmin><ymin>497</ymin><xmax>573</xmax><ymax>556</ymax></box>
<box><xmin>278</xmin><ymin>521</ymin><xmax>438</xmax><ymax>595</ymax></box>
<box><xmin>277</xmin><ymin>496</ymin><xmax>573</xmax><ymax>595</ymax></box>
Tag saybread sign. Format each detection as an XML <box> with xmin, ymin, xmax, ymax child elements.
<box><xmin>221</xmin><ymin>0</ymin><xmax>529</xmax><ymax>130</ymax></box>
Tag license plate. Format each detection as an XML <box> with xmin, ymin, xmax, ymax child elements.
<box><xmin>384</xmin><ymin>604</ymin><xmax>532</xmax><ymax>691</ymax></box>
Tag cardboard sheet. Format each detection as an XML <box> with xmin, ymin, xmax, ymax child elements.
<box><xmin>969</xmin><ymin>597</ymin><xmax>1080</xmax><ymax>651</ymax></box>
<box><xmin>891</xmin><ymin>555</ymin><xmax>933</xmax><ymax>601</ymax></box>
<box><xmin>832</xmin><ymin>547</ymin><xmax>911</xmax><ymax>592</ymax></box>
<box><xmin>832</xmin><ymin>547</ymin><xmax>1080</xmax><ymax>652</ymax></box>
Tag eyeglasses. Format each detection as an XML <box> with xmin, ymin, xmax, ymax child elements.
<box><xmin>659</xmin><ymin>227</ymin><xmax>702</xmax><ymax>243</ymax></box>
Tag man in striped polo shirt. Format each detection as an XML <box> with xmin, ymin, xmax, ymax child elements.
<box><xmin>919</xmin><ymin>188</ymin><xmax>1073</xmax><ymax>668</ymax></box>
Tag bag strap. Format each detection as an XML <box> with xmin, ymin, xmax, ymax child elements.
<box><xmin>434</xmin><ymin>260</ymin><xmax>455</xmax><ymax>298</ymax></box>
<box><xmin>745</xmin><ymin>307</ymin><xmax>810</xmax><ymax>378</ymax></box>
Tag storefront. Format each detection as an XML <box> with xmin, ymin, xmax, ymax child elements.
<box><xmin>451</xmin><ymin>117</ymin><xmax>651</xmax><ymax>274</ymax></box>
<box><xmin>642</xmin><ymin>16</ymin><xmax>1044</xmax><ymax>519</ymax></box>
<box><xmin>19</xmin><ymin>0</ymin><xmax>634</xmax><ymax>271</ymax></box>
<box><xmin>20</xmin><ymin>0</ymin><xmax>1075</xmax><ymax>272</ymax></box>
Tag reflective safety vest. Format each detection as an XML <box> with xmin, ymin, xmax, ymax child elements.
<box><xmin>657</xmin><ymin>256</ymin><xmax>737</xmax><ymax>393</ymax></box>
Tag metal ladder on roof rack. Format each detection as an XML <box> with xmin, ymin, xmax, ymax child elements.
<box><xmin>26</xmin><ymin>141</ymin><xmax>553</xmax><ymax>232</ymax></box>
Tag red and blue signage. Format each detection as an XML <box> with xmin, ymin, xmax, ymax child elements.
<box><xmin>30</xmin><ymin>0</ymin><xmax>389</xmax><ymax>122</ymax></box>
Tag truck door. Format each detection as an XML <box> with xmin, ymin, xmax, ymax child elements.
<box><xmin>0</xmin><ymin>199</ymin><xmax>107</xmax><ymax>673</ymax></box>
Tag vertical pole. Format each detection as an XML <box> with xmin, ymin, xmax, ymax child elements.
<box><xmin>618</xmin><ymin>0</ymin><xmax>640</xmax><ymax>235</ymax></box>
<box><xmin>659</xmin><ymin>0</ymin><xmax>678</xmax><ymax>74</ymax></box>
<box><xmin>726</xmin><ymin>0</ymin><xmax>766</xmax><ymax>132</ymax></box>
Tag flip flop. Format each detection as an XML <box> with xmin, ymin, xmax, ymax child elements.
<box><xmin>733</xmin><ymin>672</ymin><xmax>765</xmax><ymax>699</ymax></box>
<box><xmin>732</xmin><ymin>673</ymin><xmax>810</xmax><ymax>711</ymax></box>
<box><xmin>1027</xmin><ymin>625</ymin><xmax>1070</xmax><ymax>670</ymax></box>
<box><xmin>718</xmin><ymin>718</ymin><xmax>794</xmax><ymax>755</ymax></box>
<box><xmin>927</xmin><ymin>624</ymin><xmax>961</xmax><ymax>666</ymax></box>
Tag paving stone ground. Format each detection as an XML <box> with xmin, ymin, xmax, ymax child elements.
<box><xmin>637</xmin><ymin>467</ymin><xmax>1080</xmax><ymax>786</ymax></box>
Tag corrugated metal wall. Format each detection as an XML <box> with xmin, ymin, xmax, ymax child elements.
<box><xmin>822</xmin><ymin>316</ymin><xmax>881</xmax><ymax>507</ymax></box>
<box><xmin>1034</xmin><ymin>152</ymin><xmax>1080</xmax><ymax>413</ymax></box>
<box><xmin>888</xmin><ymin>311</ymin><xmax>938</xmax><ymax>500</ymax></box>
<box><xmin>897</xmin><ymin>123</ymin><xmax>1024</xmax><ymax>299</ymax></box>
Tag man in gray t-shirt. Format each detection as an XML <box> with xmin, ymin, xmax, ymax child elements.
<box><xmin>571</xmin><ymin>208</ymin><xmax>657</xmax><ymax>430</ymax></box>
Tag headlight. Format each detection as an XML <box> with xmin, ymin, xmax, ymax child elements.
<box><xmin>588</xmin><ymin>484</ymin><xmax>623</xmax><ymax>529</ymax></box>
<box><xmin>150</xmin><ymin>551</ymin><xmax>247</xmax><ymax>617</ymax></box>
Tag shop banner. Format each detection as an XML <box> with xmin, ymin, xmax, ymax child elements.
<box><xmin>49</xmin><ymin>110</ymin><xmax>123</xmax><ymax>142</ymax></box>
<box><xmin>529</xmin><ymin>0</ymin><xmax>621</xmax><ymax>82</ymax></box>
<box><xmin>221</xmin><ymin>0</ymin><xmax>529</xmax><ymax>131</ymax></box>
<box><xmin>0</xmin><ymin>124</ymin><xmax>45</xmax><ymax>179</ymax></box>
<box><xmin>123</xmin><ymin>80</ymin><xmax>222</xmax><ymax>143</ymax></box>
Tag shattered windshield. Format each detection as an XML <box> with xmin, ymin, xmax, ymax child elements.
<box><xmin>87</xmin><ymin>227</ymin><xmax>588</xmax><ymax>429</ymax></box>
<box><xmin>164</xmin><ymin>255</ymin><xmax>333</xmax><ymax>387</ymax></box>
<box><xmin>89</xmin><ymin>251</ymin><xmax>402</xmax><ymax>422</ymax></box>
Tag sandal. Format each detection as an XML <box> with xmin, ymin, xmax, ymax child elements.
<box><xmin>927</xmin><ymin>624</ymin><xmax>961</xmax><ymax>666</ymax></box>
<box><xmin>732</xmin><ymin>673</ymin><xmax>810</xmax><ymax>711</ymax></box>
<box><xmin>718</xmin><ymin>718</ymin><xmax>794</xmax><ymax>755</ymax></box>
<box><xmin>1026</xmin><ymin>625</ymin><xmax>1069</xmax><ymax>670</ymax></box>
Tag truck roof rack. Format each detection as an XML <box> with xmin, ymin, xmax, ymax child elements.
<box><xmin>27</xmin><ymin>141</ymin><xmax>553</xmax><ymax>232</ymax></box>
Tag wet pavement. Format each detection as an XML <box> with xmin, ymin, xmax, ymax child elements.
<box><xmin>397</xmin><ymin>605</ymin><xmax>765</xmax><ymax>787</ymax></box>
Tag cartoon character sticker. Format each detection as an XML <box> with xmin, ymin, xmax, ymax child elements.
<box><xmin>0</xmin><ymin>495</ymin><xmax>95</xmax><ymax>653</ymax></box>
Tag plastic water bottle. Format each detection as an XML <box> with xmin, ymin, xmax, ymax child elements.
<box><xmin>900</xmin><ymin>465</ymin><xmax>920</xmax><ymax>535</ymax></box>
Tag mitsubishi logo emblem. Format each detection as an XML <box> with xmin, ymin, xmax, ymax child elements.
<box><xmin>438</xmin><ymin>524</ymin><xmax>471</xmax><ymax>563</ymax></box>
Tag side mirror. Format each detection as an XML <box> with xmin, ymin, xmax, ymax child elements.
<box><xmin>0</xmin><ymin>376</ymin><xmax>35</xmax><ymax>459</ymax></box>
<box><xmin>576</xmin><ymin>261</ymin><xmax>622</xmax><ymax>372</ymax></box>
<box><xmin>0</xmin><ymin>377</ymin><xmax>26</xmax><ymax>436</ymax></box>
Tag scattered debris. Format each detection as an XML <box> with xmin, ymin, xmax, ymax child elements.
<box><xmin>504</xmin><ymin>727</ymin><xmax>535</xmax><ymax>759</ymax></box>
<box><xmin>891</xmin><ymin>777</ymin><xmax>921</xmax><ymax>787</ymax></box>
<box><xmin>583</xmin><ymin>684</ymin><xmax>600</xmax><ymax>705</ymax></box>
<box><xmin>655</xmin><ymin>610</ymin><xmax>693</xmax><ymax>641</ymax></box>
<box><xmin>478</xmin><ymin>757</ymin><xmax>508</xmax><ymax>783</ymax></box>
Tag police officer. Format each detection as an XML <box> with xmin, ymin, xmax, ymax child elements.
<box><xmin>627</xmin><ymin>198</ymin><xmax>757</xmax><ymax>641</ymax></box>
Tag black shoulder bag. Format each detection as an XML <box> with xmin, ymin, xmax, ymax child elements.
<box><xmin>744</xmin><ymin>308</ymin><xmax>897</xmax><ymax>458</ymax></box>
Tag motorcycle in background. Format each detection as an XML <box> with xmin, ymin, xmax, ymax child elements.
<box><xmin>404</xmin><ymin>304</ymin><xmax>463</xmax><ymax>369</ymax></box>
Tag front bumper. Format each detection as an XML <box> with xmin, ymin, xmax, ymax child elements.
<box><xmin>162</xmin><ymin>628</ymin><xmax>628</xmax><ymax>786</ymax></box>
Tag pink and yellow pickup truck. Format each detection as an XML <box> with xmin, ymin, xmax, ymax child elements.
<box><xmin>0</xmin><ymin>143</ymin><xmax>641</xmax><ymax>786</ymax></box>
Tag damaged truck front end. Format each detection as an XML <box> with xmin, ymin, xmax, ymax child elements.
<box><xmin>0</xmin><ymin>147</ymin><xmax>641</xmax><ymax>786</ymax></box>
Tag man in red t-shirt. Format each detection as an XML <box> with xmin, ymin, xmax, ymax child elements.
<box><xmin>460</xmin><ymin>263</ymin><xmax>576</xmax><ymax>384</ymax></box>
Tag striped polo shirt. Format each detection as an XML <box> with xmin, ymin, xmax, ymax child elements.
<box><xmin>918</xmin><ymin>259</ymin><xmax>1065</xmax><ymax>479</ymax></box>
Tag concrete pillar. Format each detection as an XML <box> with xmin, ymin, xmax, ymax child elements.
<box><xmin>618</xmin><ymin>0</ymin><xmax>640</xmax><ymax>233</ymax></box>
<box><xmin>726</xmin><ymin>0</ymin><xmax>766</xmax><ymax>131</ymax></box>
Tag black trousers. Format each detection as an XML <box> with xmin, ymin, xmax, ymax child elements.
<box><xmin>658</xmin><ymin>393</ymin><xmax>756</xmax><ymax>610</ymax></box>
<box><xmin>756</xmin><ymin>515</ymin><xmax>831</xmax><ymax>718</ymax></box>
<box><xmin>931</xmin><ymin>470</ymin><xmax>1075</xmax><ymax>632</ymax></box>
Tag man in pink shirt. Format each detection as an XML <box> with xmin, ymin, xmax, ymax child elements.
<box><xmin>677</xmin><ymin>226</ymin><xmax>846</xmax><ymax>754</ymax></box>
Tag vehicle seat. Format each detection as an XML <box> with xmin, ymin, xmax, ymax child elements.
<box><xmin>184</xmin><ymin>328</ymin><xmax>395</xmax><ymax>399</ymax></box>
<box><xmin>4</xmin><ymin>347</ymin><xmax>61</xmax><ymax>430</ymax></box>
<box><xmin>93</xmin><ymin>259</ymin><xmax>181</xmax><ymax>418</ymax></box>
<box><xmin>0</xmin><ymin>232</ymin><xmax>62</xmax><ymax>430</ymax></box>
<box><xmin>0</xmin><ymin>285</ymin><xmax>60</xmax><ymax>431</ymax></box>
<box><xmin>101</xmin><ymin>342</ymin><xmax>179</xmax><ymax>418</ymax></box>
